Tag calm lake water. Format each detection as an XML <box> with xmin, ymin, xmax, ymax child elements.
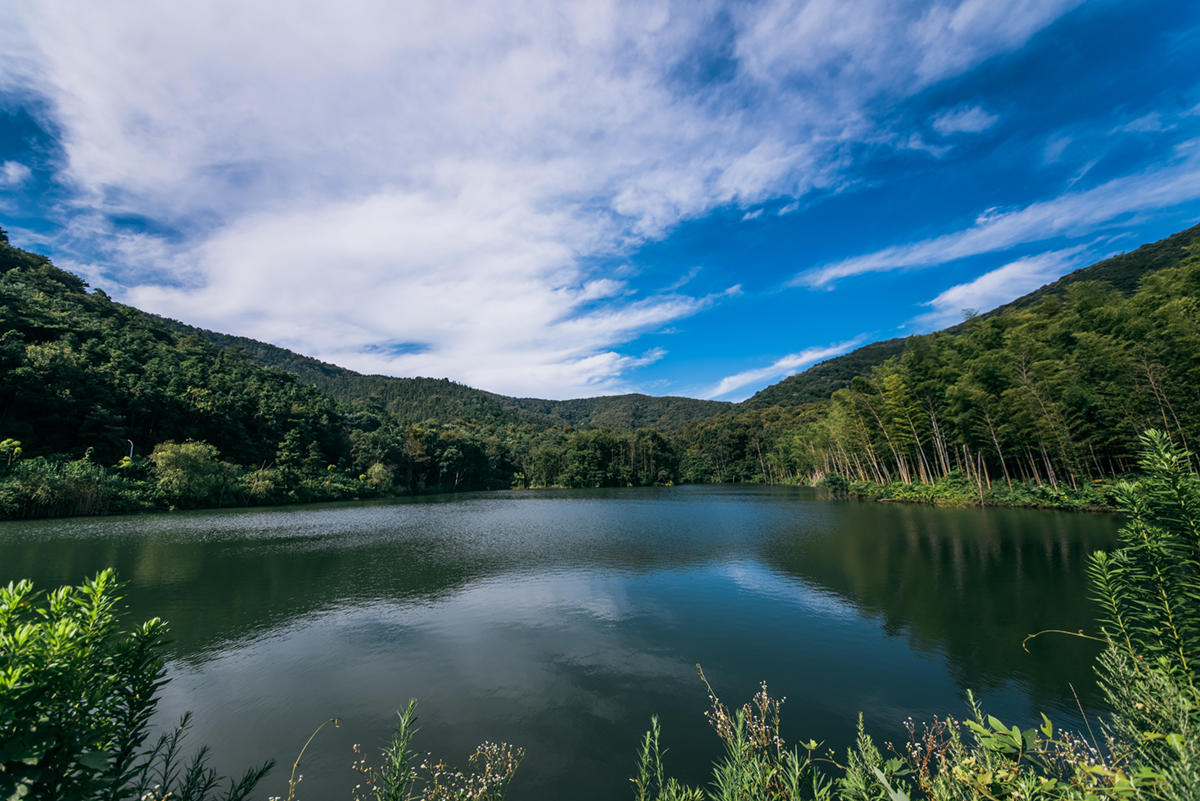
<box><xmin>0</xmin><ymin>486</ymin><xmax>1119</xmax><ymax>800</ymax></box>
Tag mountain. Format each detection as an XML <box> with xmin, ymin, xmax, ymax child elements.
<box><xmin>500</xmin><ymin>393</ymin><xmax>732</xmax><ymax>430</ymax></box>
<box><xmin>738</xmin><ymin>338</ymin><xmax>909</xmax><ymax>409</ymax></box>
<box><xmin>0</xmin><ymin>229</ymin><xmax>345</xmax><ymax>467</ymax></box>
<box><xmin>740</xmin><ymin>221</ymin><xmax>1200</xmax><ymax>409</ymax></box>
<box><xmin>157</xmin><ymin>318</ymin><xmax>731</xmax><ymax>430</ymax></box>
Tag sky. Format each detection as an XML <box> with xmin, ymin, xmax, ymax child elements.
<box><xmin>1</xmin><ymin>1</ymin><xmax>1199</xmax><ymax>401</ymax></box>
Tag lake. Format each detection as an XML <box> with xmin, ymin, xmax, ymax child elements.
<box><xmin>0</xmin><ymin>485</ymin><xmax>1119</xmax><ymax>800</ymax></box>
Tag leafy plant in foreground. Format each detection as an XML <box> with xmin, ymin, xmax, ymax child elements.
<box><xmin>1089</xmin><ymin>429</ymin><xmax>1200</xmax><ymax>797</ymax></box>
<box><xmin>0</xmin><ymin>569</ymin><xmax>270</xmax><ymax>801</ymax></box>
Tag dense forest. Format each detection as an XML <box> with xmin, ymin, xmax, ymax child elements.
<box><xmin>1</xmin><ymin>222</ymin><xmax>1198</xmax><ymax>518</ymax></box>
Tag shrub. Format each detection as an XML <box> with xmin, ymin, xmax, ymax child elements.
<box><xmin>149</xmin><ymin>440</ymin><xmax>234</xmax><ymax>508</ymax></box>
<box><xmin>0</xmin><ymin>569</ymin><xmax>270</xmax><ymax>800</ymax></box>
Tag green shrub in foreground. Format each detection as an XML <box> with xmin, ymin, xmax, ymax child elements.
<box><xmin>0</xmin><ymin>570</ymin><xmax>270</xmax><ymax>801</ymax></box>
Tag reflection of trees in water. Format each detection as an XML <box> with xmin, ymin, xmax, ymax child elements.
<box><xmin>760</xmin><ymin>502</ymin><xmax>1119</xmax><ymax>711</ymax></box>
<box><xmin>0</xmin><ymin>494</ymin><xmax>1121</xmax><ymax>717</ymax></box>
<box><xmin>0</xmin><ymin>505</ymin><xmax>722</xmax><ymax>659</ymax></box>
<box><xmin>0</xmin><ymin>534</ymin><xmax>484</xmax><ymax>658</ymax></box>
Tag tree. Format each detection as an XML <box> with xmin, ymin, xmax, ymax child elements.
<box><xmin>149</xmin><ymin>440</ymin><xmax>230</xmax><ymax>508</ymax></box>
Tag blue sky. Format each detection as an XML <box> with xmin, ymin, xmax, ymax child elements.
<box><xmin>1</xmin><ymin>1</ymin><xmax>1199</xmax><ymax>400</ymax></box>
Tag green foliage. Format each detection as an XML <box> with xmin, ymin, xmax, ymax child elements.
<box><xmin>0</xmin><ymin>569</ymin><xmax>270</xmax><ymax>801</ymax></box>
<box><xmin>0</xmin><ymin>453</ymin><xmax>146</xmax><ymax>519</ymax></box>
<box><xmin>149</xmin><ymin>440</ymin><xmax>232</xmax><ymax>508</ymax></box>
<box><xmin>1088</xmin><ymin>430</ymin><xmax>1200</xmax><ymax>797</ymax></box>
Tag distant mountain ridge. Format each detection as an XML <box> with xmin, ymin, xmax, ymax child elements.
<box><xmin>155</xmin><ymin>317</ymin><xmax>733</xmax><ymax>430</ymax></box>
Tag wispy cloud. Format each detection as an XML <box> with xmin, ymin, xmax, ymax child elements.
<box><xmin>742</xmin><ymin>208</ymin><xmax>764</xmax><ymax>221</ymax></box>
<box><xmin>796</xmin><ymin>142</ymin><xmax>1200</xmax><ymax>287</ymax></box>
<box><xmin>701</xmin><ymin>337</ymin><xmax>866</xmax><ymax>400</ymax></box>
<box><xmin>1042</xmin><ymin>135</ymin><xmax>1071</xmax><ymax>164</ymax></box>
<box><xmin>908</xmin><ymin>245</ymin><xmax>1088</xmax><ymax>330</ymax></box>
<box><xmin>1</xmin><ymin>0</ymin><xmax>1085</xmax><ymax>396</ymax></box>
<box><xmin>0</xmin><ymin>161</ymin><xmax>31</xmax><ymax>186</ymax></box>
<box><xmin>1113</xmin><ymin>111</ymin><xmax>1175</xmax><ymax>135</ymax></box>
<box><xmin>904</xmin><ymin>133</ymin><xmax>953</xmax><ymax>158</ymax></box>
<box><xmin>661</xmin><ymin>265</ymin><xmax>701</xmax><ymax>292</ymax></box>
<box><xmin>931</xmin><ymin>104</ymin><xmax>999</xmax><ymax>136</ymax></box>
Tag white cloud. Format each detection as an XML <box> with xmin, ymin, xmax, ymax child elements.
<box><xmin>701</xmin><ymin>337</ymin><xmax>866</xmax><ymax>400</ymax></box>
<box><xmin>931</xmin><ymin>104</ymin><xmax>999</xmax><ymax>136</ymax></box>
<box><xmin>1113</xmin><ymin>111</ymin><xmax>1174</xmax><ymax>135</ymax></box>
<box><xmin>904</xmin><ymin>133</ymin><xmax>954</xmax><ymax>158</ymax></box>
<box><xmin>797</xmin><ymin>141</ymin><xmax>1200</xmax><ymax>287</ymax></box>
<box><xmin>731</xmin><ymin>0</ymin><xmax>1082</xmax><ymax>96</ymax></box>
<box><xmin>908</xmin><ymin>246</ymin><xmax>1087</xmax><ymax>330</ymax></box>
<box><xmin>0</xmin><ymin>161</ymin><xmax>32</xmax><ymax>186</ymax></box>
<box><xmin>1042</xmin><ymin>135</ymin><xmax>1071</xmax><ymax>164</ymax></box>
<box><xmin>661</xmin><ymin>265</ymin><xmax>701</xmax><ymax>292</ymax></box>
<box><xmin>777</xmin><ymin>201</ymin><xmax>800</xmax><ymax>216</ymax></box>
<box><xmin>1</xmin><ymin>0</ymin><xmax>1083</xmax><ymax>396</ymax></box>
<box><xmin>741</xmin><ymin>208</ymin><xmax>764</xmax><ymax>221</ymax></box>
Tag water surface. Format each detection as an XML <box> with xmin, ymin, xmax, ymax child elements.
<box><xmin>0</xmin><ymin>486</ymin><xmax>1118</xmax><ymax>800</ymax></box>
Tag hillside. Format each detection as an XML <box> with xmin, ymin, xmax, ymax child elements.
<box><xmin>741</xmin><ymin>222</ymin><xmax>1200</xmax><ymax>409</ymax></box>
<box><xmin>158</xmin><ymin>318</ymin><xmax>731</xmax><ymax>430</ymax></box>
<box><xmin>739</xmin><ymin>338</ymin><xmax>909</xmax><ymax>409</ymax></box>
<box><xmin>0</xmin><ymin>230</ymin><xmax>344</xmax><ymax>468</ymax></box>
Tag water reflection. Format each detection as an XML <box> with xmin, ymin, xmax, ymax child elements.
<box><xmin>0</xmin><ymin>487</ymin><xmax>1118</xmax><ymax>800</ymax></box>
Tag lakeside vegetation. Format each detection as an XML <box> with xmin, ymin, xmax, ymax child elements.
<box><xmin>4</xmin><ymin>431</ymin><xmax>1197</xmax><ymax>800</ymax></box>
<box><xmin>2</xmin><ymin>223</ymin><xmax>1199</xmax><ymax>519</ymax></box>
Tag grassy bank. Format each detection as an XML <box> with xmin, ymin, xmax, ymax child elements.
<box><xmin>817</xmin><ymin>469</ymin><xmax>1120</xmax><ymax>512</ymax></box>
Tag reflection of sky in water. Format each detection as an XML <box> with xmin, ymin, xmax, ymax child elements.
<box><xmin>0</xmin><ymin>487</ymin><xmax>1118</xmax><ymax>801</ymax></box>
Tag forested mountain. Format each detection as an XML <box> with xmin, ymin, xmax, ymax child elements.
<box><xmin>0</xmin><ymin>228</ymin><xmax>703</xmax><ymax>516</ymax></box>
<box><xmin>500</xmin><ymin>393</ymin><xmax>731</xmax><ymax>430</ymax></box>
<box><xmin>0</xmin><ymin>232</ymin><xmax>345</xmax><ymax>468</ymax></box>
<box><xmin>688</xmin><ymin>230</ymin><xmax>1200</xmax><ymax>497</ymax></box>
<box><xmin>158</xmin><ymin>318</ymin><xmax>730</xmax><ymax>430</ymax></box>
<box><xmin>740</xmin><ymin>222</ymin><xmax>1200</xmax><ymax>410</ymax></box>
<box><xmin>740</xmin><ymin>339</ymin><xmax>908</xmax><ymax>409</ymax></box>
<box><xmin>1</xmin><ymin>220</ymin><xmax>1198</xmax><ymax>519</ymax></box>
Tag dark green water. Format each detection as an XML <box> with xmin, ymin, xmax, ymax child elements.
<box><xmin>0</xmin><ymin>486</ymin><xmax>1118</xmax><ymax>800</ymax></box>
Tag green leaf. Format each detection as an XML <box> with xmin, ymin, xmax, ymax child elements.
<box><xmin>76</xmin><ymin>750</ymin><xmax>111</xmax><ymax>771</ymax></box>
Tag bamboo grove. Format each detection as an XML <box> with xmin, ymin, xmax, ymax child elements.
<box><xmin>771</xmin><ymin>254</ymin><xmax>1200</xmax><ymax>495</ymax></box>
